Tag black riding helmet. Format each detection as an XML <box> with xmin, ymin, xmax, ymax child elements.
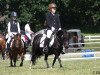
<box><xmin>11</xmin><ymin>11</ymin><xmax>17</xmax><ymax>17</ymax></box>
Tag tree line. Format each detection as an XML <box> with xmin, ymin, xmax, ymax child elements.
<box><xmin>0</xmin><ymin>0</ymin><xmax>100</xmax><ymax>33</ymax></box>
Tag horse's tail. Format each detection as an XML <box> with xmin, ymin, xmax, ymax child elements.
<box><xmin>31</xmin><ymin>45</ymin><xmax>37</xmax><ymax>65</ymax></box>
<box><xmin>31</xmin><ymin>34</ymin><xmax>43</xmax><ymax>65</ymax></box>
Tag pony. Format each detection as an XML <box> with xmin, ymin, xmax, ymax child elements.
<box><xmin>9</xmin><ymin>33</ymin><xmax>25</xmax><ymax>67</ymax></box>
<box><xmin>73</xmin><ymin>35</ymin><xmax>78</xmax><ymax>47</ymax></box>
<box><xmin>0</xmin><ymin>34</ymin><xmax>6</xmax><ymax>60</ymax></box>
<box><xmin>30</xmin><ymin>30</ymin><xmax>69</xmax><ymax>68</ymax></box>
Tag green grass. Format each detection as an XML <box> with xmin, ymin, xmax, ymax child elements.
<box><xmin>0</xmin><ymin>57</ymin><xmax>100</xmax><ymax>75</ymax></box>
<box><xmin>1</xmin><ymin>33</ymin><xmax>100</xmax><ymax>75</ymax></box>
<box><xmin>82</xmin><ymin>33</ymin><xmax>100</xmax><ymax>36</ymax></box>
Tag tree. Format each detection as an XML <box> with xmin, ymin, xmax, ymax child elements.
<box><xmin>0</xmin><ymin>0</ymin><xmax>100</xmax><ymax>33</ymax></box>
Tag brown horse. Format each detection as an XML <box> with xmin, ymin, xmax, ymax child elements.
<box><xmin>0</xmin><ymin>34</ymin><xmax>6</xmax><ymax>60</ymax></box>
<box><xmin>9</xmin><ymin>33</ymin><xmax>25</xmax><ymax>67</ymax></box>
<box><xmin>73</xmin><ymin>35</ymin><xmax>78</xmax><ymax>47</ymax></box>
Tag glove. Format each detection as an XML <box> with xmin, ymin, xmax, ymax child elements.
<box><xmin>58</xmin><ymin>28</ymin><xmax>61</xmax><ymax>31</ymax></box>
<box><xmin>51</xmin><ymin>27</ymin><xmax>55</xmax><ymax>31</ymax></box>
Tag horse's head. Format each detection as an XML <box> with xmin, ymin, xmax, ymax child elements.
<box><xmin>12</xmin><ymin>33</ymin><xmax>22</xmax><ymax>49</ymax></box>
<box><xmin>56</xmin><ymin>30</ymin><xmax>69</xmax><ymax>49</ymax></box>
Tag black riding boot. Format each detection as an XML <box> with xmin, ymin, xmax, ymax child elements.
<box><xmin>43</xmin><ymin>38</ymin><xmax>50</xmax><ymax>53</ymax></box>
<box><xmin>6</xmin><ymin>43</ymin><xmax>10</xmax><ymax>53</ymax></box>
<box><xmin>24</xmin><ymin>42</ymin><xmax>27</xmax><ymax>53</ymax></box>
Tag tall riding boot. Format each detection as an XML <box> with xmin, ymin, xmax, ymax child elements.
<box><xmin>43</xmin><ymin>38</ymin><xmax>50</xmax><ymax>53</ymax></box>
<box><xmin>6</xmin><ymin>43</ymin><xmax>10</xmax><ymax>53</ymax></box>
<box><xmin>24</xmin><ymin>42</ymin><xmax>26</xmax><ymax>53</ymax></box>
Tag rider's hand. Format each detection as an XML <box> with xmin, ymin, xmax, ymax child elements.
<box><xmin>58</xmin><ymin>28</ymin><xmax>61</xmax><ymax>31</ymax></box>
<box><xmin>51</xmin><ymin>27</ymin><xmax>55</xmax><ymax>31</ymax></box>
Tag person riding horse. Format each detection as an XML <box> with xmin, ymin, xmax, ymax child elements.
<box><xmin>6</xmin><ymin>11</ymin><xmax>25</xmax><ymax>53</ymax></box>
<box><xmin>6</xmin><ymin>11</ymin><xmax>20</xmax><ymax>52</ymax></box>
<box><xmin>43</xmin><ymin>3</ymin><xmax>65</xmax><ymax>54</ymax></box>
<box><xmin>24</xmin><ymin>21</ymin><xmax>34</xmax><ymax>47</ymax></box>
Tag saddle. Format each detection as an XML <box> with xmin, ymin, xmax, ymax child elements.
<box><xmin>39</xmin><ymin>33</ymin><xmax>55</xmax><ymax>48</ymax></box>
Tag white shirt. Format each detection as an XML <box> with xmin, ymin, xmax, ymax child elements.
<box><xmin>25</xmin><ymin>24</ymin><xmax>32</xmax><ymax>33</ymax></box>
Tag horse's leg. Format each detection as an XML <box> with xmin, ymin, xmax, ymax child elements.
<box><xmin>58</xmin><ymin>56</ymin><xmax>63</xmax><ymax>67</ymax></box>
<box><xmin>9</xmin><ymin>53</ymin><xmax>13</xmax><ymax>67</ymax></box>
<box><xmin>10</xmin><ymin>59</ymin><xmax>13</xmax><ymax>67</ymax></box>
<box><xmin>44</xmin><ymin>54</ymin><xmax>49</xmax><ymax>68</ymax></box>
<box><xmin>2</xmin><ymin>50</ymin><xmax>5</xmax><ymax>60</ymax></box>
<box><xmin>52</xmin><ymin>55</ymin><xmax>57</xmax><ymax>68</ymax></box>
<box><xmin>30</xmin><ymin>53</ymin><xmax>37</xmax><ymax>69</ymax></box>
<box><xmin>13</xmin><ymin>55</ymin><xmax>17</xmax><ymax>67</ymax></box>
<box><xmin>30</xmin><ymin>61</ymin><xmax>33</xmax><ymax>69</ymax></box>
<box><xmin>20</xmin><ymin>53</ymin><xmax>24</xmax><ymax>67</ymax></box>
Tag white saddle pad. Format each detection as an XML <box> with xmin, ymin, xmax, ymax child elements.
<box><xmin>40</xmin><ymin>34</ymin><xmax>54</xmax><ymax>48</ymax></box>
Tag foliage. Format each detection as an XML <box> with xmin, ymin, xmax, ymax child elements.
<box><xmin>0</xmin><ymin>0</ymin><xmax>100</xmax><ymax>33</ymax></box>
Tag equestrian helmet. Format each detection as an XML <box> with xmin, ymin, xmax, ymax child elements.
<box><xmin>11</xmin><ymin>11</ymin><xmax>17</xmax><ymax>17</ymax></box>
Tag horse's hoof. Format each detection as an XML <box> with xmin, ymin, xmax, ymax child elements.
<box><xmin>47</xmin><ymin>66</ymin><xmax>50</xmax><ymax>68</ymax></box>
<box><xmin>60</xmin><ymin>65</ymin><xmax>63</xmax><ymax>68</ymax></box>
<box><xmin>10</xmin><ymin>65</ymin><xmax>13</xmax><ymax>67</ymax></box>
<box><xmin>51</xmin><ymin>66</ymin><xmax>54</xmax><ymax>68</ymax></box>
<box><xmin>20</xmin><ymin>63</ymin><xmax>23</xmax><ymax>67</ymax></box>
<box><xmin>14</xmin><ymin>65</ymin><xmax>16</xmax><ymax>67</ymax></box>
<box><xmin>29</xmin><ymin>66</ymin><xmax>32</xmax><ymax>69</ymax></box>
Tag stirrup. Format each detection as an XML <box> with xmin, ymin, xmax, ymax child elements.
<box><xmin>61</xmin><ymin>51</ymin><xmax>65</xmax><ymax>54</ymax></box>
<box><xmin>43</xmin><ymin>46</ymin><xmax>48</xmax><ymax>53</ymax></box>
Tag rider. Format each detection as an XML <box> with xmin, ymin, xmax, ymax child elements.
<box><xmin>44</xmin><ymin>3</ymin><xmax>65</xmax><ymax>54</ymax></box>
<box><xmin>25</xmin><ymin>21</ymin><xmax>33</xmax><ymax>46</ymax></box>
<box><xmin>6</xmin><ymin>11</ymin><xmax>20</xmax><ymax>52</ymax></box>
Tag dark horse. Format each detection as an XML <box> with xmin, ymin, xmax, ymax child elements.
<box><xmin>9</xmin><ymin>33</ymin><xmax>25</xmax><ymax>67</ymax></box>
<box><xmin>30</xmin><ymin>30</ymin><xmax>68</xmax><ymax>68</ymax></box>
<box><xmin>0</xmin><ymin>34</ymin><xmax>6</xmax><ymax>60</ymax></box>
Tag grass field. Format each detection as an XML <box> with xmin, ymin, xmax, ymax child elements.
<box><xmin>0</xmin><ymin>56</ymin><xmax>100</xmax><ymax>75</ymax></box>
<box><xmin>0</xmin><ymin>33</ymin><xmax>100</xmax><ymax>75</ymax></box>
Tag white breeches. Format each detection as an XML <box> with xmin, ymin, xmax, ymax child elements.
<box><xmin>40</xmin><ymin>34</ymin><xmax>46</xmax><ymax>47</ymax></box>
<box><xmin>6</xmin><ymin>32</ymin><xmax>17</xmax><ymax>48</ymax></box>
<box><xmin>47</xmin><ymin>30</ymin><xmax>53</xmax><ymax>38</ymax></box>
<box><xmin>6</xmin><ymin>32</ymin><xmax>17</xmax><ymax>44</ymax></box>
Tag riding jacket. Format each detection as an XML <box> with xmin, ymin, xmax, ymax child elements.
<box><xmin>45</xmin><ymin>12</ymin><xmax>61</xmax><ymax>30</ymax></box>
<box><xmin>7</xmin><ymin>20</ymin><xmax>20</xmax><ymax>34</ymax></box>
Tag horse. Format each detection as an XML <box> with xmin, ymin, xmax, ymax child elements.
<box><xmin>30</xmin><ymin>30</ymin><xmax>69</xmax><ymax>68</ymax></box>
<box><xmin>21</xmin><ymin>30</ymin><xmax>34</xmax><ymax>51</ymax></box>
<box><xmin>0</xmin><ymin>34</ymin><xmax>6</xmax><ymax>60</ymax></box>
<box><xmin>73</xmin><ymin>35</ymin><xmax>78</xmax><ymax>47</ymax></box>
<box><xmin>9</xmin><ymin>33</ymin><xmax>25</xmax><ymax>67</ymax></box>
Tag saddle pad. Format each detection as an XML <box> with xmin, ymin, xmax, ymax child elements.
<box><xmin>40</xmin><ymin>34</ymin><xmax>54</xmax><ymax>48</ymax></box>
